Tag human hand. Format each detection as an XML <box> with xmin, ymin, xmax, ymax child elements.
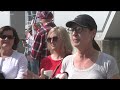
<box><xmin>22</xmin><ymin>40</ymin><xmax>27</xmax><ymax>47</ymax></box>
<box><xmin>23</xmin><ymin>70</ymin><xmax>39</xmax><ymax>79</ymax></box>
<box><xmin>26</xmin><ymin>55</ymin><xmax>33</xmax><ymax>62</ymax></box>
<box><xmin>55</xmin><ymin>72</ymin><xmax>68</xmax><ymax>79</ymax></box>
<box><xmin>39</xmin><ymin>68</ymin><xmax>47</xmax><ymax>79</ymax></box>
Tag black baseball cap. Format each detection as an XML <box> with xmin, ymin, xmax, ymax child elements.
<box><xmin>66</xmin><ymin>14</ymin><xmax>97</xmax><ymax>30</ymax></box>
<box><xmin>66</xmin><ymin>14</ymin><xmax>101</xmax><ymax>51</ymax></box>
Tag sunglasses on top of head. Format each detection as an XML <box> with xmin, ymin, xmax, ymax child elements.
<box><xmin>0</xmin><ymin>35</ymin><xmax>14</xmax><ymax>40</ymax></box>
<box><xmin>47</xmin><ymin>36</ymin><xmax>58</xmax><ymax>43</ymax></box>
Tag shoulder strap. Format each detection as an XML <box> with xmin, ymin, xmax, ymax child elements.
<box><xmin>50</xmin><ymin>60</ymin><xmax>62</xmax><ymax>79</ymax></box>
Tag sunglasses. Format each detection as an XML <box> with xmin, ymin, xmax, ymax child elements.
<box><xmin>47</xmin><ymin>36</ymin><xmax>58</xmax><ymax>43</ymax></box>
<box><xmin>0</xmin><ymin>35</ymin><xmax>14</xmax><ymax>40</ymax></box>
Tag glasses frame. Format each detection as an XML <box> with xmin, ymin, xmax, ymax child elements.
<box><xmin>67</xmin><ymin>26</ymin><xmax>87</xmax><ymax>34</ymax></box>
<box><xmin>47</xmin><ymin>36</ymin><xmax>58</xmax><ymax>43</ymax></box>
<box><xmin>0</xmin><ymin>35</ymin><xmax>15</xmax><ymax>40</ymax></box>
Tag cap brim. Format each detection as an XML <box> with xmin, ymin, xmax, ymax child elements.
<box><xmin>66</xmin><ymin>20</ymin><xmax>86</xmax><ymax>28</ymax></box>
<box><xmin>66</xmin><ymin>20</ymin><xmax>79</xmax><ymax>27</ymax></box>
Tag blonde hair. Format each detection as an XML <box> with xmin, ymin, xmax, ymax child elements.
<box><xmin>47</xmin><ymin>26</ymin><xmax>73</xmax><ymax>57</ymax></box>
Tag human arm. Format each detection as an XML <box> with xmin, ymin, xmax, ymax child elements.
<box><xmin>22</xmin><ymin>39</ymin><xmax>28</xmax><ymax>47</ymax></box>
<box><xmin>23</xmin><ymin>57</ymin><xmax>49</xmax><ymax>79</ymax></box>
<box><xmin>31</xmin><ymin>27</ymin><xmax>48</xmax><ymax>60</ymax></box>
<box><xmin>31</xmin><ymin>32</ymin><xmax>42</xmax><ymax>60</ymax></box>
<box><xmin>54</xmin><ymin>72</ymin><xmax>68</xmax><ymax>79</ymax></box>
<box><xmin>54</xmin><ymin>56</ymin><xmax>71</xmax><ymax>79</ymax></box>
<box><xmin>15</xmin><ymin>55</ymin><xmax>28</xmax><ymax>79</ymax></box>
<box><xmin>23</xmin><ymin>68</ymin><xmax>47</xmax><ymax>79</ymax></box>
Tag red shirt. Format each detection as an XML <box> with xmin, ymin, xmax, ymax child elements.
<box><xmin>40</xmin><ymin>55</ymin><xmax>62</xmax><ymax>77</ymax></box>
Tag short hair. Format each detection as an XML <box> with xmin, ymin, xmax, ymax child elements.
<box><xmin>0</xmin><ymin>26</ymin><xmax>20</xmax><ymax>50</ymax></box>
<box><xmin>47</xmin><ymin>26</ymin><xmax>73</xmax><ymax>57</ymax></box>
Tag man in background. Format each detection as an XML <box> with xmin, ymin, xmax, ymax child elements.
<box><xmin>30</xmin><ymin>11</ymin><xmax>56</xmax><ymax>74</ymax></box>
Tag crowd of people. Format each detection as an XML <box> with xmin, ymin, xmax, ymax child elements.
<box><xmin>0</xmin><ymin>11</ymin><xmax>120</xmax><ymax>79</ymax></box>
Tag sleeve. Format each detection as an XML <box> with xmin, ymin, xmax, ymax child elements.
<box><xmin>31</xmin><ymin>32</ymin><xmax>42</xmax><ymax>60</ymax></box>
<box><xmin>39</xmin><ymin>57</ymin><xmax>48</xmax><ymax>75</ymax></box>
<box><xmin>60</xmin><ymin>56</ymin><xmax>69</xmax><ymax>73</ymax></box>
<box><xmin>107</xmin><ymin>57</ymin><xmax>119</xmax><ymax>79</ymax></box>
<box><xmin>15</xmin><ymin>55</ymin><xmax>28</xmax><ymax>79</ymax></box>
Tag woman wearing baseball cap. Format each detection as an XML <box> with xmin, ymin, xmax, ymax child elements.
<box><xmin>60</xmin><ymin>14</ymin><xmax>120</xmax><ymax>79</ymax></box>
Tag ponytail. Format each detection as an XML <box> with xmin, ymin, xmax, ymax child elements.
<box><xmin>92</xmin><ymin>39</ymin><xmax>101</xmax><ymax>51</ymax></box>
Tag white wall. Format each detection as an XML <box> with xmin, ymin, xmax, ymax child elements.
<box><xmin>0</xmin><ymin>11</ymin><xmax>10</xmax><ymax>27</ymax></box>
<box><xmin>54</xmin><ymin>11</ymin><xmax>109</xmax><ymax>31</ymax></box>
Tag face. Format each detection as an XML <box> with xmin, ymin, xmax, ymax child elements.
<box><xmin>68</xmin><ymin>25</ymin><xmax>95</xmax><ymax>48</ymax></box>
<box><xmin>47</xmin><ymin>32</ymin><xmax>62</xmax><ymax>51</ymax></box>
<box><xmin>0</xmin><ymin>30</ymin><xmax>14</xmax><ymax>50</ymax></box>
<box><xmin>41</xmin><ymin>18</ymin><xmax>52</xmax><ymax>24</ymax></box>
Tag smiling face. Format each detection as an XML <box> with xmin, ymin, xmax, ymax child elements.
<box><xmin>47</xmin><ymin>31</ymin><xmax>62</xmax><ymax>52</ymax></box>
<box><xmin>0</xmin><ymin>30</ymin><xmax>14</xmax><ymax>50</ymax></box>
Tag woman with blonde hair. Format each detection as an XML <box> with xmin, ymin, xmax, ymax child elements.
<box><xmin>23</xmin><ymin>26</ymin><xmax>73</xmax><ymax>79</ymax></box>
<box><xmin>47</xmin><ymin>26</ymin><xmax>73</xmax><ymax>57</ymax></box>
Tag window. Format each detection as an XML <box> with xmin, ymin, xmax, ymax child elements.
<box><xmin>25</xmin><ymin>11</ymin><xmax>37</xmax><ymax>25</ymax></box>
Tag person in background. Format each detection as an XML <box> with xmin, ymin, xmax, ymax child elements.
<box><xmin>60</xmin><ymin>14</ymin><xmax>120</xmax><ymax>79</ymax></box>
<box><xmin>22</xmin><ymin>25</ymin><xmax>33</xmax><ymax>56</ymax></box>
<box><xmin>0</xmin><ymin>26</ymin><xmax>28</xmax><ymax>79</ymax></box>
<box><xmin>22</xmin><ymin>25</ymin><xmax>34</xmax><ymax>71</ymax></box>
<box><xmin>30</xmin><ymin>11</ymin><xmax>56</xmax><ymax>75</ymax></box>
<box><xmin>23</xmin><ymin>26</ymin><xmax>73</xmax><ymax>79</ymax></box>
